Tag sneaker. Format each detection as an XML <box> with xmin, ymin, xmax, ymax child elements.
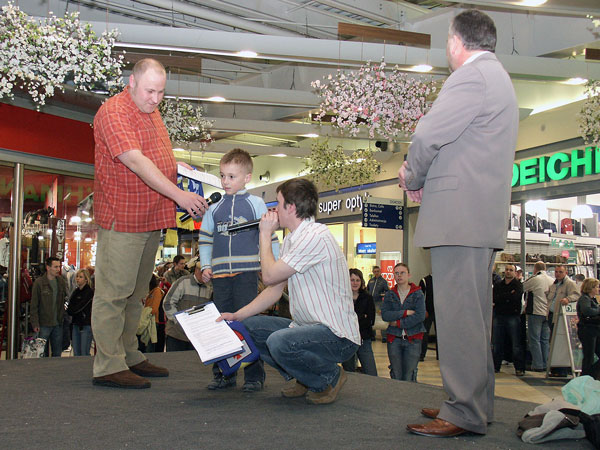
<box><xmin>242</xmin><ymin>381</ymin><xmax>264</xmax><ymax>392</ymax></box>
<box><xmin>93</xmin><ymin>369</ymin><xmax>151</xmax><ymax>389</ymax></box>
<box><xmin>281</xmin><ymin>380</ymin><xmax>309</xmax><ymax>398</ymax></box>
<box><xmin>515</xmin><ymin>370</ymin><xmax>525</xmax><ymax>377</ymax></box>
<box><xmin>129</xmin><ymin>360</ymin><xmax>169</xmax><ymax>377</ymax></box>
<box><xmin>305</xmin><ymin>367</ymin><xmax>347</xmax><ymax>405</ymax></box>
<box><xmin>207</xmin><ymin>375</ymin><xmax>236</xmax><ymax>390</ymax></box>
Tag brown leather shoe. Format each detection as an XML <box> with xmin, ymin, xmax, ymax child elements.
<box><xmin>421</xmin><ymin>408</ymin><xmax>440</xmax><ymax>419</ymax></box>
<box><xmin>281</xmin><ymin>380</ymin><xmax>309</xmax><ymax>398</ymax></box>
<box><xmin>406</xmin><ymin>419</ymin><xmax>468</xmax><ymax>437</ymax></box>
<box><xmin>129</xmin><ymin>359</ymin><xmax>169</xmax><ymax>377</ymax></box>
<box><xmin>93</xmin><ymin>370</ymin><xmax>151</xmax><ymax>389</ymax></box>
<box><xmin>305</xmin><ymin>367</ymin><xmax>347</xmax><ymax>405</ymax></box>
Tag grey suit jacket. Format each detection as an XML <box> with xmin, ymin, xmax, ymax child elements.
<box><xmin>405</xmin><ymin>52</ymin><xmax>518</xmax><ymax>250</ymax></box>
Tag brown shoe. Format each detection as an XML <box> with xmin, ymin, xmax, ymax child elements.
<box><xmin>305</xmin><ymin>367</ymin><xmax>347</xmax><ymax>405</ymax></box>
<box><xmin>129</xmin><ymin>359</ymin><xmax>169</xmax><ymax>378</ymax></box>
<box><xmin>93</xmin><ymin>370</ymin><xmax>151</xmax><ymax>389</ymax></box>
<box><xmin>406</xmin><ymin>419</ymin><xmax>468</xmax><ymax>437</ymax></box>
<box><xmin>421</xmin><ymin>408</ymin><xmax>440</xmax><ymax>419</ymax></box>
<box><xmin>281</xmin><ymin>380</ymin><xmax>309</xmax><ymax>398</ymax></box>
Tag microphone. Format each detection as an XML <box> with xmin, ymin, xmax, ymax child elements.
<box><xmin>227</xmin><ymin>218</ymin><xmax>261</xmax><ymax>233</ymax></box>
<box><xmin>179</xmin><ymin>192</ymin><xmax>222</xmax><ymax>223</ymax></box>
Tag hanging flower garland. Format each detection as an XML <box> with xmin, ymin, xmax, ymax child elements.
<box><xmin>311</xmin><ymin>59</ymin><xmax>435</xmax><ymax>140</ymax></box>
<box><xmin>159</xmin><ymin>99</ymin><xmax>213</xmax><ymax>148</ymax></box>
<box><xmin>578</xmin><ymin>80</ymin><xmax>600</xmax><ymax>145</ymax></box>
<box><xmin>302</xmin><ymin>139</ymin><xmax>381</xmax><ymax>190</ymax></box>
<box><xmin>0</xmin><ymin>2</ymin><xmax>123</xmax><ymax>107</ymax></box>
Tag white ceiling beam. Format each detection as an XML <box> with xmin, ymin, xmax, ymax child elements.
<box><xmin>430</xmin><ymin>0</ymin><xmax>600</xmax><ymax>17</ymax></box>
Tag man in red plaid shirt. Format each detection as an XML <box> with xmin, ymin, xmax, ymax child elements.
<box><xmin>91</xmin><ymin>58</ymin><xmax>208</xmax><ymax>389</ymax></box>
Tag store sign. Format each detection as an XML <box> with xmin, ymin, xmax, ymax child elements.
<box><xmin>318</xmin><ymin>192</ymin><xmax>368</xmax><ymax>216</ymax></box>
<box><xmin>512</xmin><ymin>146</ymin><xmax>600</xmax><ymax>187</ymax></box>
<box><xmin>356</xmin><ymin>242</ymin><xmax>376</xmax><ymax>254</ymax></box>
<box><xmin>50</xmin><ymin>217</ymin><xmax>66</xmax><ymax>261</ymax></box>
<box><xmin>550</xmin><ymin>238</ymin><xmax>575</xmax><ymax>249</ymax></box>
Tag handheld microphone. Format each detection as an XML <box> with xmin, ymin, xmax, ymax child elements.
<box><xmin>179</xmin><ymin>192</ymin><xmax>222</xmax><ymax>223</ymax></box>
<box><xmin>227</xmin><ymin>218</ymin><xmax>261</xmax><ymax>233</ymax></box>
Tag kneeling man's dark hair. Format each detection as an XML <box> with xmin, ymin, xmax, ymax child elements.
<box><xmin>276</xmin><ymin>178</ymin><xmax>318</xmax><ymax>219</ymax></box>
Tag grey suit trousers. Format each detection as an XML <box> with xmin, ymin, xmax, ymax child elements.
<box><xmin>430</xmin><ymin>246</ymin><xmax>496</xmax><ymax>434</ymax></box>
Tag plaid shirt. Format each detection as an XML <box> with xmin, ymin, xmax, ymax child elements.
<box><xmin>93</xmin><ymin>87</ymin><xmax>177</xmax><ymax>232</ymax></box>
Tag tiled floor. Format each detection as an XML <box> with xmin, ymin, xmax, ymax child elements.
<box><xmin>371</xmin><ymin>339</ymin><xmax>566</xmax><ymax>405</ymax></box>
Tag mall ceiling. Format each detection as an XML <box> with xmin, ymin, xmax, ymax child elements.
<box><xmin>6</xmin><ymin>0</ymin><xmax>600</xmax><ymax>182</ymax></box>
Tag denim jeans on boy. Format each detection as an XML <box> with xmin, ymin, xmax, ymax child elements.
<box><xmin>387</xmin><ymin>336</ymin><xmax>421</xmax><ymax>381</ymax></box>
<box><xmin>492</xmin><ymin>314</ymin><xmax>525</xmax><ymax>371</ymax></box>
<box><xmin>71</xmin><ymin>324</ymin><xmax>93</xmax><ymax>356</ymax></box>
<box><xmin>212</xmin><ymin>272</ymin><xmax>264</xmax><ymax>383</ymax></box>
<box><xmin>39</xmin><ymin>325</ymin><xmax>63</xmax><ymax>357</ymax></box>
<box><xmin>166</xmin><ymin>335</ymin><xmax>195</xmax><ymax>352</ymax></box>
<box><xmin>527</xmin><ymin>314</ymin><xmax>550</xmax><ymax>370</ymax></box>
<box><xmin>244</xmin><ymin>315</ymin><xmax>359</xmax><ymax>392</ymax></box>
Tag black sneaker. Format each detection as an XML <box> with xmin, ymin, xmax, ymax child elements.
<box><xmin>242</xmin><ymin>381</ymin><xmax>264</xmax><ymax>392</ymax></box>
<box><xmin>207</xmin><ymin>375</ymin><xmax>236</xmax><ymax>390</ymax></box>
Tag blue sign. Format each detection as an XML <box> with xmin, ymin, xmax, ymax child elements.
<box><xmin>362</xmin><ymin>198</ymin><xmax>404</xmax><ymax>230</ymax></box>
<box><xmin>356</xmin><ymin>242</ymin><xmax>376</xmax><ymax>254</ymax></box>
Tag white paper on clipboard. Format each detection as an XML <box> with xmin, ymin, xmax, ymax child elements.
<box><xmin>175</xmin><ymin>302</ymin><xmax>242</xmax><ymax>364</ymax></box>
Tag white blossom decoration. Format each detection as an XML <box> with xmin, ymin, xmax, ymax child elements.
<box><xmin>159</xmin><ymin>99</ymin><xmax>212</xmax><ymax>148</ymax></box>
<box><xmin>302</xmin><ymin>139</ymin><xmax>381</xmax><ymax>190</ymax></box>
<box><xmin>578</xmin><ymin>80</ymin><xmax>600</xmax><ymax>145</ymax></box>
<box><xmin>311</xmin><ymin>59</ymin><xmax>435</xmax><ymax>140</ymax></box>
<box><xmin>0</xmin><ymin>2</ymin><xmax>123</xmax><ymax>107</ymax></box>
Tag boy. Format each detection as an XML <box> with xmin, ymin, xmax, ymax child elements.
<box><xmin>199</xmin><ymin>148</ymin><xmax>279</xmax><ymax>392</ymax></box>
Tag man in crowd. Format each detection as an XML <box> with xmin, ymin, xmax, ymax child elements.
<box><xmin>546</xmin><ymin>264</ymin><xmax>579</xmax><ymax>377</ymax></box>
<box><xmin>398</xmin><ymin>10</ymin><xmax>519</xmax><ymax>437</ymax></box>
<box><xmin>523</xmin><ymin>261</ymin><xmax>554</xmax><ymax>372</ymax></box>
<box><xmin>219</xmin><ymin>178</ymin><xmax>360</xmax><ymax>405</ymax></box>
<box><xmin>164</xmin><ymin>255</ymin><xmax>190</xmax><ymax>286</ymax></box>
<box><xmin>91</xmin><ymin>58</ymin><xmax>208</xmax><ymax>389</ymax></box>
<box><xmin>367</xmin><ymin>265</ymin><xmax>390</xmax><ymax>342</ymax></box>
<box><xmin>492</xmin><ymin>264</ymin><xmax>525</xmax><ymax>376</ymax></box>
<box><xmin>30</xmin><ymin>256</ymin><xmax>67</xmax><ymax>357</ymax></box>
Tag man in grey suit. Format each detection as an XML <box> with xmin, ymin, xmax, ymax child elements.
<box><xmin>399</xmin><ymin>10</ymin><xmax>518</xmax><ymax>437</ymax></box>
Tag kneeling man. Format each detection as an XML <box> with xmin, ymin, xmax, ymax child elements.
<box><xmin>219</xmin><ymin>178</ymin><xmax>360</xmax><ymax>404</ymax></box>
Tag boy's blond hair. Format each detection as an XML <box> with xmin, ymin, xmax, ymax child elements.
<box><xmin>220</xmin><ymin>148</ymin><xmax>253</xmax><ymax>173</ymax></box>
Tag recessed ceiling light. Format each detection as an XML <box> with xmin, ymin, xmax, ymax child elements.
<box><xmin>273</xmin><ymin>154</ymin><xmax>287</xmax><ymax>157</ymax></box>
<box><xmin>410</xmin><ymin>64</ymin><xmax>433</xmax><ymax>73</ymax></box>
<box><xmin>207</xmin><ymin>96</ymin><xmax>226</xmax><ymax>102</ymax></box>
<box><xmin>301</xmin><ymin>133</ymin><xmax>319</xmax><ymax>138</ymax></box>
<box><xmin>562</xmin><ymin>77</ymin><xmax>588</xmax><ymax>85</ymax></box>
<box><xmin>236</xmin><ymin>50</ymin><xmax>258</xmax><ymax>58</ymax></box>
<box><xmin>520</xmin><ymin>0</ymin><xmax>547</xmax><ymax>6</ymax></box>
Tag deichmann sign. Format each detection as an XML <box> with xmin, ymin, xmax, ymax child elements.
<box><xmin>512</xmin><ymin>146</ymin><xmax>600</xmax><ymax>187</ymax></box>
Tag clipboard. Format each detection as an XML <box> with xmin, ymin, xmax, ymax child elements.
<box><xmin>174</xmin><ymin>302</ymin><xmax>243</xmax><ymax>365</ymax></box>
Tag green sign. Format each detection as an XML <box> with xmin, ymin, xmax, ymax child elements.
<box><xmin>549</xmin><ymin>238</ymin><xmax>575</xmax><ymax>249</ymax></box>
<box><xmin>512</xmin><ymin>146</ymin><xmax>600</xmax><ymax>187</ymax></box>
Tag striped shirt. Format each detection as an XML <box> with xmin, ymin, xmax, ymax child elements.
<box><xmin>281</xmin><ymin>219</ymin><xmax>361</xmax><ymax>345</ymax></box>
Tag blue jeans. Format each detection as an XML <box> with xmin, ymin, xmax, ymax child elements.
<box><xmin>387</xmin><ymin>336</ymin><xmax>421</xmax><ymax>381</ymax></box>
<box><xmin>39</xmin><ymin>325</ymin><xmax>63</xmax><ymax>357</ymax></box>
<box><xmin>492</xmin><ymin>314</ymin><xmax>525</xmax><ymax>371</ymax></box>
<box><xmin>166</xmin><ymin>335</ymin><xmax>195</xmax><ymax>352</ymax></box>
<box><xmin>72</xmin><ymin>325</ymin><xmax>93</xmax><ymax>356</ymax></box>
<box><xmin>212</xmin><ymin>272</ymin><xmax>264</xmax><ymax>383</ymax></box>
<box><xmin>342</xmin><ymin>338</ymin><xmax>378</xmax><ymax>376</ymax></box>
<box><xmin>527</xmin><ymin>314</ymin><xmax>549</xmax><ymax>370</ymax></box>
<box><xmin>244</xmin><ymin>315</ymin><xmax>359</xmax><ymax>392</ymax></box>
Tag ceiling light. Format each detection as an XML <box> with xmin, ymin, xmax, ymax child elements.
<box><xmin>301</xmin><ymin>133</ymin><xmax>319</xmax><ymax>138</ymax></box>
<box><xmin>70</xmin><ymin>216</ymin><xmax>81</xmax><ymax>224</ymax></box>
<box><xmin>84</xmin><ymin>237</ymin><xmax>93</xmax><ymax>243</ymax></box>
<box><xmin>562</xmin><ymin>77</ymin><xmax>588</xmax><ymax>85</ymax></box>
<box><xmin>273</xmin><ymin>154</ymin><xmax>288</xmax><ymax>157</ymax></box>
<box><xmin>409</xmin><ymin>64</ymin><xmax>433</xmax><ymax>73</ymax></box>
<box><xmin>207</xmin><ymin>96</ymin><xmax>226</xmax><ymax>102</ymax></box>
<box><xmin>236</xmin><ymin>50</ymin><xmax>258</xmax><ymax>58</ymax></box>
<box><xmin>520</xmin><ymin>0</ymin><xmax>547</xmax><ymax>6</ymax></box>
<box><xmin>172</xmin><ymin>148</ymin><xmax>186</xmax><ymax>152</ymax></box>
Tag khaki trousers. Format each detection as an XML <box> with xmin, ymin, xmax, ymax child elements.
<box><xmin>91</xmin><ymin>227</ymin><xmax>160</xmax><ymax>377</ymax></box>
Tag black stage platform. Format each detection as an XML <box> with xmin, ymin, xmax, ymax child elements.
<box><xmin>1</xmin><ymin>351</ymin><xmax>592</xmax><ymax>449</ymax></box>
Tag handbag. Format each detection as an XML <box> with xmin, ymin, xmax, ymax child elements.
<box><xmin>21</xmin><ymin>335</ymin><xmax>47</xmax><ymax>358</ymax></box>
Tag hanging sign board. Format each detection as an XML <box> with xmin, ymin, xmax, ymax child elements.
<box><xmin>362</xmin><ymin>197</ymin><xmax>404</xmax><ymax>230</ymax></box>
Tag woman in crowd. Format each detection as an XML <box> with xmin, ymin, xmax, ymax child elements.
<box><xmin>343</xmin><ymin>268</ymin><xmax>378</xmax><ymax>376</ymax></box>
<box><xmin>66</xmin><ymin>269</ymin><xmax>94</xmax><ymax>356</ymax></box>
<box><xmin>381</xmin><ymin>263</ymin><xmax>426</xmax><ymax>382</ymax></box>
<box><xmin>576</xmin><ymin>277</ymin><xmax>600</xmax><ymax>379</ymax></box>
